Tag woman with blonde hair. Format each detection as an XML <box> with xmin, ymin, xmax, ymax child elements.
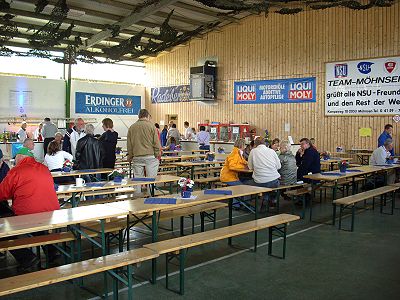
<box><xmin>278</xmin><ymin>141</ymin><xmax>297</xmax><ymax>186</ymax></box>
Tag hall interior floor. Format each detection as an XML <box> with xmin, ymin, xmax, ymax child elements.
<box><xmin>1</xmin><ymin>194</ymin><xmax>400</xmax><ymax>300</ymax></box>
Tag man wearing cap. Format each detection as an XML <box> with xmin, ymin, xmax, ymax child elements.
<box><xmin>17</xmin><ymin>121</ymin><xmax>27</xmax><ymax>142</ymax></box>
<box><xmin>0</xmin><ymin>147</ymin><xmax>60</xmax><ymax>269</ymax></box>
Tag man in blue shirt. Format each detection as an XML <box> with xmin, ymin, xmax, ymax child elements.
<box><xmin>378</xmin><ymin>124</ymin><xmax>394</xmax><ymax>156</ymax></box>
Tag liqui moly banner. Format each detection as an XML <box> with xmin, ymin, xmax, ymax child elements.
<box><xmin>234</xmin><ymin>77</ymin><xmax>316</xmax><ymax>104</ymax></box>
<box><xmin>326</xmin><ymin>56</ymin><xmax>400</xmax><ymax>116</ymax></box>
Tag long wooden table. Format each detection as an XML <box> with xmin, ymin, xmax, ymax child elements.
<box><xmin>0</xmin><ymin>204</ymin><xmax>129</xmax><ymax>259</ymax></box>
<box><xmin>56</xmin><ymin>175</ymin><xmax>181</xmax><ymax>207</ymax></box>
<box><xmin>171</xmin><ymin>160</ymin><xmax>225</xmax><ymax>177</ymax></box>
<box><xmin>320</xmin><ymin>157</ymin><xmax>353</xmax><ymax>171</ymax></box>
<box><xmin>51</xmin><ymin>168</ymin><xmax>113</xmax><ymax>178</ymax></box>
<box><xmin>104</xmin><ymin>184</ymin><xmax>271</xmax><ymax>283</ymax></box>
<box><xmin>303</xmin><ymin>164</ymin><xmax>400</xmax><ymax>221</ymax></box>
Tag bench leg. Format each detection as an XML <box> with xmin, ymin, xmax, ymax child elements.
<box><xmin>332</xmin><ymin>203</ymin><xmax>336</xmax><ymax>226</ymax></box>
<box><xmin>191</xmin><ymin>215</ymin><xmax>195</xmax><ymax>234</ymax></box>
<box><xmin>268</xmin><ymin>227</ymin><xmax>273</xmax><ymax>255</ymax></box>
<box><xmin>213</xmin><ymin>209</ymin><xmax>217</xmax><ymax>229</ymax></box>
<box><xmin>338</xmin><ymin>205</ymin><xmax>343</xmax><ymax>230</ymax></box>
<box><xmin>200</xmin><ymin>212</ymin><xmax>205</xmax><ymax>232</ymax></box>
<box><xmin>254</xmin><ymin>230</ymin><xmax>258</xmax><ymax>252</ymax></box>
<box><xmin>170</xmin><ymin>218</ymin><xmax>174</xmax><ymax>231</ymax></box>
<box><xmin>165</xmin><ymin>254</ymin><xmax>169</xmax><ymax>289</ymax></box>
<box><xmin>127</xmin><ymin>265</ymin><xmax>133</xmax><ymax>300</ymax></box>
<box><xmin>126</xmin><ymin>214</ymin><xmax>130</xmax><ymax>251</ymax></box>
<box><xmin>380</xmin><ymin>194</ymin><xmax>384</xmax><ymax>214</ymax></box>
<box><xmin>351</xmin><ymin>205</ymin><xmax>355</xmax><ymax>232</ymax></box>
<box><xmin>179</xmin><ymin>250</ymin><xmax>185</xmax><ymax>295</ymax></box>
<box><xmin>228</xmin><ymin>199</ymin><xmax>233</xmax><ymax>246</ymax></box>
<box><xmin>113</xmin><ymin>275</ymin><xmax>119</xmax><ymax>300</ymax></box>
<box><xmin>391</xmin><ymin>191</ymin><xmax>395</xmax><ymax>215</ymax></box>
<box><xmin>180</xmin><ymin>216</ymin><xmax>184</xmax><ymax>236</ymax></box>
<box><xmin>268</xmin><ymin>224</ymin><xmax>287</xmax><ymax>259</ymax></box>
<box><xmin>282</xmin><ymin>224</ymin><xmax>287</xmax><ymax>259</ymax></box>
<box><xmin>118</xmin><ymin>230</ymin><xmax>123</xmax><ymax>252</ymax></box>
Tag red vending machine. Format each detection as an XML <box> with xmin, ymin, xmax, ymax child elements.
<box><xmin>209</xmin><ymin>123</ymin><xmax>220</xmax><ymax>141</ymax></box>
<box><xmin>230</xmin><ymin>124</ymin><xmax>251</xmax><ymax>141</ymax></box>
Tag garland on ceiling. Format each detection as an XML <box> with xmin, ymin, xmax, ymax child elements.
<box><xmin>0</xmin><ymin>0</ymin><xmax>397</xmax><ymax>64</ymax></box>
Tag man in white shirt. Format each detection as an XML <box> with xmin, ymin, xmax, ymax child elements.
<box><xmin>370</xmin><ymin>138</ymin><xmax>396</xmax><ymax>184</ymax></box>
<box><xmin>17</xmin><ymin>122</ymin><xmax>27</xmax><ymax>142</ymax></box>
<box><xmin>197</xmin><ymin>126</ymin><xmax>211</xmax><ymax>151</ymax></box>
<box><xmin>247</xmin><ymin>137</ymin><xmax>281</xmax><ymax>188</ymax></box>
<box><xmin>184</xmin><ymin>121</ymin><xmax>194</xmax><ymax>140</ymax></box>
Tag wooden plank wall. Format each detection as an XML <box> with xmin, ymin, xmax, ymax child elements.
<box><xmin>145</xmin><ymin>5</ymin><xmax>400</xmax><ymax>153</ymax></box>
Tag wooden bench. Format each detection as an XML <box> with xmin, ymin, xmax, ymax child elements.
<box><xmin>332</xmin><ymin>185</ymin><xmax>399</xmax><ymax>231</ymax></box>
<box><xmin>264</xmin><ymin>183</ymin><xmax>306</xmax><ymax>214</ymax></box>
<box><xmin>0</xmin><ymin>248</ymin><xmax>158</xmax><ymax>299</ymax></box>
<box><xmin>143</xmin><ymin>214</ymin><xmax>299</xmax><ymax>295</ymax></box>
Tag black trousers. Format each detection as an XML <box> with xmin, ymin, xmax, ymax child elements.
<box><xmin>0</xmin><ymin>203</ymin><xmax>58</xmax><ymax>266</ymax></box>
<box><xmin>43</xmin><ymin>137</ymin><xmax>54</xmax><ymax>154</ymax></box>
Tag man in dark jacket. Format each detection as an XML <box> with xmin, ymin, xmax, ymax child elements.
<box><xmin>295</xmin><ymin>138</ymin><xmax>321</xmax><ymax>183</ymax></box>
<box><xmin>75</xmin><ymin>124</ymin><xmax>105</xmax><ymax>170</ymax></box>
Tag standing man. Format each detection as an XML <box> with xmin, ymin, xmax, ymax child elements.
<box><xmin>183</xmin><ymin>121</ymin><xmax>194</xmax><ymax>140</ymax></box>
<box><xmin>75</xmin><ymin>124</ymin><xmax>105</xmax><ymax>170</ymax></box>
<box><xmin>127</xmin><ymin>109</ymin><xmax>161</xmax><ymax>194</ymax></box>
<box><xmin>42</xmin><ymin>117</ymin><xmax>58</xmax><ymax>154</ymax></box>
<box><xmin>378</xmin><ymin>124</ymin><xmax>394</xmax><ymax>156</ymax></box>
<box><xmin>63</xmin><ymin>118</ymin><xmax>86</xmax><ymax>159</ymax></box>
<box><xmin>197</xmin><ymin>126</ymin><xmax>211</xmax><ymax>151</ymax></box>
<box><xmin>17</xmin><ymin>121</ymin><xmax>27</xmax><ymax>142</ymax></box>
<box><xmin>295</xmin><ymin>138</ymin><xmax>321</xmax><ymax>183</ymax></box>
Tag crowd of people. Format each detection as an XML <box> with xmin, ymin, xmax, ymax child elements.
<box><xmin>0</xmin><ymin>114</ymin><xmax>397</xmax><ymax>270</ymax></box>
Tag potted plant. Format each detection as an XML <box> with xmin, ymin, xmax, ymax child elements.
<box><xmin>206</xmin><ymin>152</ymin><xmax>215</xmax><ymax>161</ymax></box>
<box><xmin>338</xmin><ymin>160</ymin><xmax>349</xmax><ymax>173</ymax></box>
<box><xmin>217</xmin><ymin>146</ymin><xmax>225</xmax><ymax>154</ymax></box>
<box><xmin>109</xmin><ymin>168</ymin><xmax>127</xmax><ymax>183</ymax></box>
<box><xmin>62</xmin><ymin>159</ymin><xmax>73</xmax><ymax>172</ymax></box>
<box><xmin>178</xmin><ymin>177</ymin><xmax>194</xmax><ymax>198</ymax></box>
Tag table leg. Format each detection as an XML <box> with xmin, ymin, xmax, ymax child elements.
<box><xmin>151</xmin><ymin>211</ymin><xmax>159</xmax><ymax>284</ymax></box>
<box><xmin>228</xmin><ymin>198</ymin><xmax>233</xmax><ymax>246</ymax></box>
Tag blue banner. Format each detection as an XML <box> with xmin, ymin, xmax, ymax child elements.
<box><xmin>75</xmin><ymin>92</ymin><xmax>141</xmax><ymax>115</ymax></box>
<box><xmin>151</xmin><ymin>85</ymin><xmax>190</xmax><ymax>103</ymax></box>
<box><xmin>234</xmin><ymin>77</ymin><xmax>316</xmax><ymax>104</ymax></box>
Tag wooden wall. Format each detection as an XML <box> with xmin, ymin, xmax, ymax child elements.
<box><xmin>145</xmin><ymin>5</ymin><xmax>400</xmax><ymax>153</ymax></box>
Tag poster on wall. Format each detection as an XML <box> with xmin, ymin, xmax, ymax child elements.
<box><xmin>75</xmin><ymin>92</ymin><xmax>141</xmax><ymax>115</ymax></box>
<box><xmin>325</xmin><ymin>56</ymin><xmax>400</xmax><ymax>116</ymax></box>
<box><xmin>151</xmin><ymin>85</ymin><xmax>190</xmax><ymax>103</ymax></box>
<box><xmin>234</xmin><ymin>77</ymin><xmax>316</xmax><ymax>104</ymax></box>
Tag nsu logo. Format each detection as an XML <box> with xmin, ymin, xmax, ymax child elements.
<box><xmin>357</xmin><ymin>62</ymin><xmax>374</xmax><ymax>74</ymax></box>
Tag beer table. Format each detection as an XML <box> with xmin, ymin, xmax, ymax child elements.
<box><xmin>320</xmin><ymin>157</ymin><xmax>353</xmax><ymax>171</ymax></box>
<box><xmin>303</xmin><ymin>165</ymin><xmax>400</xmax><ymax>221</ymax></box>
<box><xmin>171</xmin><ymin>160</ymin><xmax>225</xmax><ymax>178</ymax></box>
<box><xmin>162</xmin><ymin>149</ymin><xmax>208</xmax><ymax>155</ymax></box>
<box><xmin>104</xmin><ymin>184</ymin><xmax>271</xmax><ymax>283</ymax></box>
<box><xmin>56</xmin><ymin>175</ymin><xmax>181</xmax><ymax>207</ymax></box>
<box><xmin>51</xmin><ymin>168</ymin><xmax>113</xmax><ymax>178</ymax></box>
<box><xmin>0</xmin><ymin>204</ymin><xmax>129</xmax><ymax>259</ymax></box>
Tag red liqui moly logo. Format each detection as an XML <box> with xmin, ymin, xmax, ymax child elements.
<box><xmin>236</xmin><ymin>84</ymin><xmax>256</xmax><ymax>101</ymax></box>
<box><xmin>288</xmin><ymin>81</ymin><xmax>313</xmax><ymax>100</ymax></box>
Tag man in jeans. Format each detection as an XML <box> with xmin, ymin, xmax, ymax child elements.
<box><xmin>127</xmin><ymin>109</ymin><xmax>161</xmax><ymax>194</ymax></box>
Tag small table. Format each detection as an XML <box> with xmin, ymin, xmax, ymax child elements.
<box><xmin>320</xmin><ymin>157</ymin><xmax>353</xmax><ymax>171</ymax></box>
<box><xmin>354</xmin><ymin>152</ymin><xmax>372</xmax><ymax>165</ymax></box>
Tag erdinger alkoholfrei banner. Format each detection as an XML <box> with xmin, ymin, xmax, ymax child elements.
<box><xmin>234</xmin><ymin>77</ymin><xmax>316</xmax><ymax>104</ymax></box>
<box><xmin>325</xmin><ymin>56</ymin><xmax>400</xmax><ymax>116</ymax></box>
<box><xmin>151</xmin><ymin>85</ymin><xmax>190</xmax><ymax>103</ymax></box>
<box><xmin>75</xmin><ymin>92</ymin><xmax>141</xmax><ymax>115</ymax></box>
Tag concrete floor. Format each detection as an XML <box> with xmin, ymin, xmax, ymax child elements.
<box><xmin>1</xmin><ymin>193</ymin><xmax>400</xmax><ymax>300</ymax></box>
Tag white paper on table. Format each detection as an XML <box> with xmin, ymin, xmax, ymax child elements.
<box><xmin>177</xmin><ymin>195</ymin><xmax>198</xmax><ymax>200</ymax></box>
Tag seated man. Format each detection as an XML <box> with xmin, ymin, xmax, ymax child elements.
<box><xmin>295</xmin><ymin>138</ymin><xmax>321</xmax><ymax>183</ymax></box>
<box><xmin>247</xmin><ymin>137</ymin><xmax>281</xmax><ymax>189</ymax></box>
<box><xmin>370</xmin><ymin>138</ymin><xmax>396</xmax><ymax>184</ymax></box>
<box><xmin>0</xmin><ymin>147</ymin><xmax>60</xmax><ymax>270</ymax></box>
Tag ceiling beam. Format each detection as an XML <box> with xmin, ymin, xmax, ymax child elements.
<box><xmin>0</xmin><ymin>40</ymin><xmax>144</xmax><ymax>62</ymax></box>
<box><xmin>173</xmin><ymin>2</ymin><xmax>240</xmax><ymax>23</ymax></box>
<box><xmin>81</xmin><ymin>0</ymin><xmax>179</xmax><ymax>49</ymax></box>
